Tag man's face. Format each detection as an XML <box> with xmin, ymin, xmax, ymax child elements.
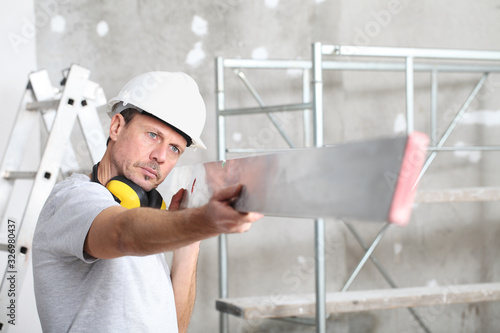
<box><xmin>109</xmin><ymin>112</ymin><xmax>187</xmax><ymax>191</ymax></box>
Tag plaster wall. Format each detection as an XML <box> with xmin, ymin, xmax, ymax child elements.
<box><xmin>4</xmin><ymin>0</ymin><xmax>500</xmax><ymax>332</ymax></box>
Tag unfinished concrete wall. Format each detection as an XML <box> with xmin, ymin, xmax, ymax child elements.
<box><xmin>26</xmin><ymin>0</ymin><xmax>500</xmax><ymax>332</ymax></box>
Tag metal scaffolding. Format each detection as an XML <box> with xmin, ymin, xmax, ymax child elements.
<box><xmin>215</xmin><ymin>43</ymin><xmax>500</xmax><ymax>333</ymax></box>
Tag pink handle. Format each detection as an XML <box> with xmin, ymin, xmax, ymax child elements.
<box><xmin>388</xmin><ymin>132</ymin><xmax>429</xmax><ymax>226</ymax></box>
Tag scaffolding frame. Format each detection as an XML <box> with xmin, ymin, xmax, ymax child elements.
<box><xmin>215</xmin><ymin>43</ymin><xmax>500</xmax><ymax>333</ymax></box>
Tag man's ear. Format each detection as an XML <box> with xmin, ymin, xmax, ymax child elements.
<box><xmin>109</xmin><ymin>113</ymin><xmax>125</xmax><ymax>143</ymax></box>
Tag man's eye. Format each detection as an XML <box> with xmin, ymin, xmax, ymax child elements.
<box><xmin>148</xmin><ymin>132</ymin><xmax>158</xmax><ymax>139</ymax></box>
<box><xmin>170</xmin><ymin>145</ymin><xmax>180</xmax><ymax>154</ymax></box>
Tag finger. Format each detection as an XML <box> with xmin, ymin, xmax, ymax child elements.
<box><xmin>227</xmin><ymin>213</ymin><xmax>263</xmax><ymax>233</ymax></box>
<box><xmin>233</xmin><ymin>222</ymin><xmax>252</xmax><ymax>233</ymax></box>
<box><xmin>212</xmin><ymin>184</ymin><xmax>242</xmax><ymax>202</ymax></box>
<box><xmin>235</xmin><ymin>212</ymin><xmax>264</xmax><ymax>224</ymax></box>
<box><xmin>169</xmin><ymin>188</ymin><xmax>185</xmax><ymax>210</ymax></box>
<box><xmin>246</xmin><ymin>212</ymin><xmax>264</xmax><ymax>222</ymax></box>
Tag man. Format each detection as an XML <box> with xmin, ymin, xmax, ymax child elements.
<box><xmin>32</xmin><ymin>72</ymin><xmax>263</xmax><ymax>332</ymax></box>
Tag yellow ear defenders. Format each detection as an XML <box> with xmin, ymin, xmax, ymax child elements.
<box><xmin>106</xmin><ymin>176</ymin><xmax>166</xmax><ymax>210</ymax></box>
<box><xmin>92</xmin><ymin>164</ymin><xmax>166</xmax><ymax>210</ymax></box>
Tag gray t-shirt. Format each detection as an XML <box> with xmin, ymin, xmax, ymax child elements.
<box><xmin>33</xmin><ymin>173</ymin><xmax>178</xmax><ymax>332</ymax></box>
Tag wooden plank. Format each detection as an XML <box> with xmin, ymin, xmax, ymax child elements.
<box><xmin>216</xmin><ymin>283</ymin><xmax>500</xmax><ymax>319</ymax></box>
<box><xmin>415</xmin><ymin>187</ymin><xmax>500</xmax><ymax>203</ymax></box>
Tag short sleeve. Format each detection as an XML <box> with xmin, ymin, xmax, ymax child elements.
<box><xmin>35</xmin><ymin>174</ymin><xmax>120</xmax><ymax>263</ymax></box>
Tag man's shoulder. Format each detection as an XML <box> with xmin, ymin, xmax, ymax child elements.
<box><xmin>49</xmin><ymin>172</ymin><xmax>112</xmax><ymax>205</ymax></box>
<box><xmin>62</xmin><ymin>172</ymin><xmax>91</xmax><ymax>185</ymax></box>
<box><xmin>54</xmin><ymin>173</ymin><xmax>95</xmax><ymax>192</ymax></box>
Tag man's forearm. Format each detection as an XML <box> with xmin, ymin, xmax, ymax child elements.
<box><xmin>171</xmin><ymin>242</ymin><xmax>200</xmax><ymax>333</ymax></box>
<box><xmin>116</xmin><ymin>206</ymin><xmax>217</xmax><ymax>257</ymax></box>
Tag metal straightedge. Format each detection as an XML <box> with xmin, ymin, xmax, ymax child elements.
<box><xmin>0</xmin><ymin>65</ymin><xmax>106</xmax><ymax>331</ymax></box>
<box><xmin>160</xmin><ymin>133</ymin><xmax>428</xmax><ymax>225</ymax></box>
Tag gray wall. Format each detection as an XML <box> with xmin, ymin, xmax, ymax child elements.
<box><xmin>5</xmin><ymin>0</ymin><xmax>500</xmax><ymax>331</ymax></box>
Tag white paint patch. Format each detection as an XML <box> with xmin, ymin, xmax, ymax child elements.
<box><xmin>51</xmin><ymin>15</ymin><xmax>65</xmax><ymax>33</ymax></box>
<box><xmin>393</xmin><ymin>113</ymin><xmax>406</xmax><ymax>134</ymax></box>
<box><xmin>393</xmin><ymin>242</ymin><xmax>403</xmax><ymax>256</ymax></box>
<box><xmin>232</xmin><ymin>132</ymin><xmax>242</xmax><ymax>142</ymax></box>
<box><xmin>252</xmin><ymin>46</ymin><xmax>268</xmax><ymax>60</ymax></box>
<box><xmin>315</xmin><ymin>0</ymin><xmax>325</xmax><ymax>3</ymax></box>
<box><xmin>297</xmin><ymin>256</ymin><xmax>307</xmax><ymax>264</ymax></box>
<box><xmin>453</xmin><ymin>141</ymin><xmax>482</xmax><ymax>163</ymax></box>
<box><xmin>265</xmin><ymin>0</ymin><xmax>280</xmax><ymax>8</ymax></box>
<box><xmin>426</xmin><ymin>279</ymin><xmax>439</xmax><ymax>288</ymax></box>
<box><xmin>96</xmin><ymin>21</ymin><xmax>109</xmax><ymax>37</ymax></box>
<box><xmin>191</xmin><ymin>15</ymin><xmax>208</xmax><ymax>36</ymax></box>
<box><xmin>460</xmin><ymin>110</ymin><xmax>500</xmax><ymax>126</ymax></box>
<box><xmin>186</xmin><ymin>42</ymin><xmax>205</xmax><ymax>67</ymax></box>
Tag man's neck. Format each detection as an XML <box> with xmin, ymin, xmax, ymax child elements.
<box><xmin>91</xmin><ymin>152</ymin><xmax>114</xmax><ymax>185</ymax></box>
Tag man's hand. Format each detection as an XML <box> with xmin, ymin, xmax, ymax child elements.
<box><xmin>170</xmin><ymin>188</ymin><xmax>202</xmax><ymax>248</ymax></box>
<box><xmin>204</xmin><ymin>184</ymin><xmax>263</xmax><ymax>234</ymax></box>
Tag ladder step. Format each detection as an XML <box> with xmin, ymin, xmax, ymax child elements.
<box><xmin>0</xmin><ymin>243</ymin><xmax>28</xmax><ymax>254</ymax></box>
<box><xmin>216</xmin><ymin>282</ymin><xmax>500</xmax><ymax>319</ymax></box>
<box><xmin>26</xmin><ymin>99</ymin><xmax>60</xmax><ymax>111</ymax></box>
<box><xmin>416</xmin><ymin>187</ymin><xmax>500</xmax><ymax>203</ymax></box>
<box><xmin>3</xmin><ymin>171</ymin><xmax>37</xmax><ymax>180</ymax></box>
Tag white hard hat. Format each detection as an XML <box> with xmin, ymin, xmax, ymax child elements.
<box><xmin>106</xmin><ymin>71</ymin><xmax>206</xmax><ymax>149</ymax></box>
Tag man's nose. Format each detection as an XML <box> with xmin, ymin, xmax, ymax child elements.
<box><xmin>150</xmin><ymin>144</ymin><xmax>167</xmax><ymax>163</ymax></box>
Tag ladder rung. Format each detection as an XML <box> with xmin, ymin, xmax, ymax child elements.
<box><xmin>26</xmin><ymin>99</ymin><xmax>60</xmax><ymax>111</ymax></box>
<box><xmin>3</xmin><ymin>171</ymin><xmax>37</xmax><ymax>180</ymax></box>
<box><xmin>0</xmin><ymin>244</ymin><xmax>28</xmax><ymax>254</ymax></box>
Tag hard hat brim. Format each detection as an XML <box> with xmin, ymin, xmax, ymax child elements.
<box><xmin>107</xmin><ymin>99</ymin><xmax>206</xmax><ymax>150</ymax></box>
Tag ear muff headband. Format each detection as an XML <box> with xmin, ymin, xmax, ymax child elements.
<box><xmin>147</xmin><ymin>190</ymin><xmax>167</xmax><ymax>210</ymax></box>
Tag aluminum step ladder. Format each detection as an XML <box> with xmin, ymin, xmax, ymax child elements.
<box><xmin>0</xmin><ymin>64</ymin><xmax>107</xmax><ymax>330</ymax></box>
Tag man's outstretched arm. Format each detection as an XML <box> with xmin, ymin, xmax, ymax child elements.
<box><xmin>83</xmin><ymin>184</ymin><xmax>262</xmax><ymax>259</ymax></box>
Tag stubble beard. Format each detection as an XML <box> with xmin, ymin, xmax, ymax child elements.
<box><xmin>133</xmin><ymin>161</ymin><xmax>162</xmax><ymax>189</ymax></box>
